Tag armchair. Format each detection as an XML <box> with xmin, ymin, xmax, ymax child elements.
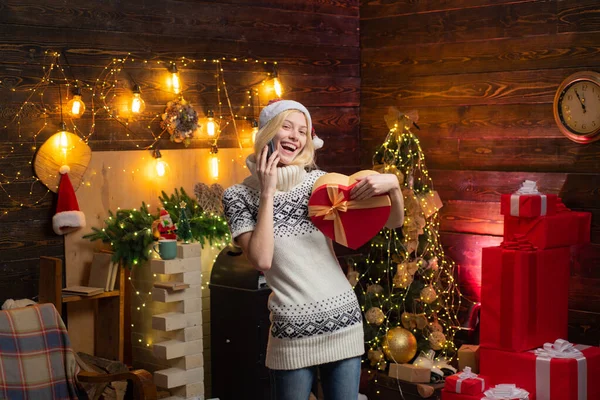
<box><xmin>0</xmin><ymin>303</ymin><xmax>157</xmax><ymax>400</ymax></box>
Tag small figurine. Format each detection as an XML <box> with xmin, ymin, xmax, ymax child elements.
<box><xmin>154</xmin><ymin>208</ymin><xmax>177</xmax><ymax>240</ymax></box>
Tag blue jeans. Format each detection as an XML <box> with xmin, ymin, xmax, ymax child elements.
<box><xmin>269</xmin><ymin>356</ymin><xmax>361</xmax><ymax>400</ymax></box>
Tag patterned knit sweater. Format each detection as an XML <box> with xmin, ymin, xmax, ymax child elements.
<box><xmin>222</xmin><ymin>161</ymin><xmax>364</xmax><ymax>370</ymax></box>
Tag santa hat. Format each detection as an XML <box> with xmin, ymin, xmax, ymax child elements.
<box><xmin>52</xmin><ymin>165</ymin><xmax>86</xmax><ymax>235</ymax></box>
<box><xmin>259</xmin><ymin>99</ymin><xmax>323</xmax><ymax>149</ymax></box>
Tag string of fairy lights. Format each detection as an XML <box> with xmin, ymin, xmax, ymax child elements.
<box><xmin>0</xmin><ymin>49</ymin><xmax>283</xmax><ymax>220</ymax></box>
<box><xmin>349</xmin><ymin>118</ymin><xmax>462</xmax><ymax>377</ymax></box>
<box><xmin>1</xmin><ymin>49</ymin><xmax>282</xmax><ymax>349</ymax></box>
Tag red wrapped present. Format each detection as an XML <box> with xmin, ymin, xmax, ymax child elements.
<box><xmin>308</xmin><ymin>171</ymin><xmax>391</xmax><ymax>249</ymax></box>
<box><xmin>500</xmin><ymin>180</ymin><xmax>558</xmax><ymax>217</ymax></box>
<box><xmin>480</xmin><ymin>340</ymin><xmax>600</xmax><ymax>400</ymax></box>
<box><xmin>504</xmin><ymin>210</ymin><xmax>591</xmax><ymax>249</ymax></box>
<box><xmin>441</xmin><ymin>389</ymin><xmax>481</xmax><ymax>400</ymax></box>
<box><xmin>481</xmin><ymin>384</ymin><xmax>530</xmax><ymax>400</ymax></box>
<box><xmin>445</xmin><ymin>367</ymin><xmax>488</xmax><ymax>395</ymax></box>
<box><xmin>480</xmin><ymin>245</ymin><xmax>569</xmax><ymax>352</ymax></box>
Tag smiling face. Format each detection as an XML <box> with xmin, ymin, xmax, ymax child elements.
<box><xmin>272</xmin><ymin>111</ymin><xmax>308</xmax><ymax>165</ymax></box>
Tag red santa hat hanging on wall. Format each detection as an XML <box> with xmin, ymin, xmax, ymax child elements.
<box><xmin>52</xmin><ymin>165</ymin><xmax>86</xmax><ymax>235</ymax></box>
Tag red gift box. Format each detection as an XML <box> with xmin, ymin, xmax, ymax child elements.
<box><xmin>480</xmin><ymin>341</ymin><xmax>600</xmax><ymax>400</ymax></box>
<box><xmin>441</xmin><ymin>389</ymin><xmax>481</xmax><ymax>400</ymax></box>
<box><xmin>480</xmin><ymin>245</ymin><xmax>569</xmax><ymax>352</ymax></box>
<box><xmin>308</xmin><ymin>171</ymin><xmax>391</xmax><ymax>250</ymax></box>
<box><xmin>504</xmin><ymin>210</ymin><xmax>591</xmax><ymax>249</ymax></box>
<box><xmin>445</xmin><ymin>367</ymin><xmax>488</xmax><ymax>395</ymax></box>
<box><xmin>501</xmin><ymin>193</ymin><xmax>558</xmax><ymax>217</ymax></box>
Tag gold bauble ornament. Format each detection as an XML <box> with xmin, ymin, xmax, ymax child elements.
<box><xmin>377</xmin><ymin>359</ymin><xmax>387</xmax><ymax>371</ymax></box>
<box><xmin>420</xmin><ymin>286</ymin><xmax>438</xmax><ymax>304</ymax></box>
<box><xmin>365</xmin><ymin>307</ymin><xmax>385</xmax><ymax>326</ymax></box>
<box><xmin>382</xmin><ymin>327</ymin><xmax>418</xmax><ymax>363</ymax></box>
<box><xmin>429</xmin><ymin>331</ymin><xmax>446</xmax><ymax>350</ymax></box>
<box><xmin>368</xmin><ymin>348</ymin><xmax>384</xmax><ymax>366</ymax></box>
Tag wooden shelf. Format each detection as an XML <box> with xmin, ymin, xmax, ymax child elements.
<box><xmin>39</xmin><ymin>256</ymin><xmax>125</xmax><ymax>363</ymax></box>
<box><xmin>62</xmin><ymin>290</ymin><xmax>120</xmax><ymax>303</ymax></box>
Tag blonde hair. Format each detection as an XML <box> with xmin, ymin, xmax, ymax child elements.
<box><xmin>253</xmin><ymin>109</ymin><xmax>316</xmax><ymax>169</ymax></box>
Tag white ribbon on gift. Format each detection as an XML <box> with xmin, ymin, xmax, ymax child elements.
<box><xmin>482</xmin><ymin>384</ymin><xmax>529</xmax><ymax>400</ymax></box>
<box><xmin>510</xmin><ymin>180</ymin><xmax>547</xmax><ymax>216</ymax></box>
<box><xmin>533</xmin><ymin>339</ymin><xmax>589</xmax><ymax>400</ymax></box>
<box><xmin>454</xmin><ymin>366</ymin><xmax>485</xmax><ymax>393</ymax></box>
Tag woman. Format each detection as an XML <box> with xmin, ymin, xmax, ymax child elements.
<box><xmin>222</xmin><ymin>100</ymin><xmax>404</xmax><ymax>400</ymax></box>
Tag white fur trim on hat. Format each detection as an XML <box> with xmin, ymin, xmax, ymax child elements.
<box><xmin>312</xmin><ymin>134</ymin><xmax>324</xmax><ymax>149</ymax></box>
<box><xmin>259</xmin><ymin>100</ymin><xmax>312</xmax><ymax>133</ymax></box>
<box><xmin>52</xmin><ymin>210</ymin><xmax>86</xmax><ymax>235</ymax></box>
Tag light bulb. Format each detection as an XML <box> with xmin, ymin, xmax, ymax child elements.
<box><xmin>169</xmin><ymin>64</ymin><xmax>180</xmax><ymax>94</ymax></box>
<box><xmin>54</xmin><ymin>122</ymin><xmax>72</xmax><ymax>164</ymax></box>
<box><xmin>66</xmin><ymin>88</ymin><xmax>85</xmax><ymax>118</ymax></box>
<box><xmin>131</xmin><ymin>85</ymin><xmax>146</xmax><ymax>114</ymax></box>
<box><xmin>153</xmin><ymin>148</ymin><xmax>167</xmax><ymax>177</ymax></box>
<box><xmin>156</xmin><ymin>159</ymin><xmax>166</xmax><ymax>177</ymax></box>
<box><xmin>209</xmin><ymin>145</ymin><xmax>219</xmax><ymax>180</ymax></box>
<box><xmin>206</xmin><ymin>109</ymin><xmax>216</xmax><ymax>137</ymax></box>
<box><xmin>251</xmin><ymin>119</ymin><xmax>259</xmax><ymax>143</ymax></box>
<box><xmin>273</xmin><ymin>76</ymin><xmax>282</xmax><ymax>98</ymax></box>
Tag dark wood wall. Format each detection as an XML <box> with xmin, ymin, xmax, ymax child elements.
<box><xmin>0</xmin><ymin>0</ymin><xmax>360</xmax><ymax>303</ymax></box>
<box><xmin>360</xmin><ymin>0</ymin><xmax>600</xmax><ymax>345</ymax></box>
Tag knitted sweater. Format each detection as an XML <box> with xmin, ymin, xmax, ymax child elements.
<box><xmin>222</xmin><ymin>161</ymin><xmax>364</xmax><ymax>370</ymax></box>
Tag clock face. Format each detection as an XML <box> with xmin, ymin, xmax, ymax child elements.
<box><xmin>557</xmin><ymin>79</ymin><xmax>600</xmax><ymax>135</ymax></box>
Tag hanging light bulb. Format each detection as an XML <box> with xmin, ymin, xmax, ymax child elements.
<box><xmin>53</xmin><ymin>122</ymin><xmax>73</xmax><ymax>165</ymax></box>
<box><xmin>131</xmin><ymin>84</ymin><xmax>146</xmax><ymax>114</ymax></box>
<box><xmin>272</xmin><ymin>70</ymin><xmax>282</xmax><ymax>98</ymax></box>
<box><xmin>66</xmin><ymin>87</ymin><xmax>85</xmax><ymax>118</ymax></box>
<box><xmin>209</xmin><ymin>144</ymin><xmax>219</xmax><ymax>180</ymax></box>
<box><xmin>251</xmin><ymin>119</ymin><xmax>259</xmax><ymax>143</ymax></box>
<box><xmin>153</xmin><ymin>148</ymin><xmax>167</xmax><ymax>177</ymax></box>
<box><xmin>168</xmin><ymin>63</ymin><xmax>181</xmax><ymax>95</ymax></box>
<box><xmin>206</xmin><ymin>109</ymin><xmax>216</xmax><ymax>137</ymax></box>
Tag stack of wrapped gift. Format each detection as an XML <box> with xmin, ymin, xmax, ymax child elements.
<box><xmin>476</xmin><ymin>181</ymin><xmax>599</xmax><ymax>399</ymax></box>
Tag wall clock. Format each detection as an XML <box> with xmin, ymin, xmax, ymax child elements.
<box><xmin>553</xmin><ymin>71</ymin><xmax>600</xmax><ymax>144</ymax></box>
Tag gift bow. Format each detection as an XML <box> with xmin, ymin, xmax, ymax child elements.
<box><xmin>482</xmin><ymin>384</ymin><xmax>529</xmax><ymax>400</ymax></box>
<box><xmin>308</xmin><ymin>185</ymin><xmax>390</xmax><ymax>247</ymax></box>
<box><xmin>534</xmin><ymin>338</ymin><xmax>583</xmax><ymax>359</ymax></box>
<box><xmin>455</xmin><ymin>367</ymin><xmax>485</xmax><ymax>393</ymax></box>
<box><xmin>515</xmin><ymin>180</ymin><xmax>540</xmax><ymax>195</ymax></box>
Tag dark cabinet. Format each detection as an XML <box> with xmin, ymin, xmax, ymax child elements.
<box><xmin>210</xmin><ymin>245</ymin><xmax>271</xmax><ymax>400</ymax></box>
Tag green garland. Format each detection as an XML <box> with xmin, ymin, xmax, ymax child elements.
<box><xmin>83</xmin><ymin>202</ymin><xmax>155</xmax><ymax>269</ymax></box>
<box><xmin>158</xmin><ymin>187</ymin><xmax>230</xmax><ymax>247</ymax></box>
<box><xmin>84</xmin><ymin>188</ymin><xmax>231</xmax><ymax>269</ymax></box>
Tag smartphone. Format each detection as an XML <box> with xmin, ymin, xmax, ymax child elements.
<box><xmin>267</xmin><ymin>140</ymin><xmax>276</xmax><ymax>158</ymax></box>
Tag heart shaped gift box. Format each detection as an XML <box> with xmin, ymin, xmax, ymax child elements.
<box><xmin>308</xmin><ymin>170</ymin><xmax>391</xmax><ymax>249</ymax></box>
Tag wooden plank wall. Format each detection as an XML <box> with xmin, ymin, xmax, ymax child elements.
<box><xmin>0</xmin><ymin>2</ymin><xmax>359</xmax><ymax>309</ymax></box>
<box><xmin>360</xmin><ymin>0</ymin><xmax>600</xmax><ymax>345</ymax></box>
<box><xmin>0</xmin><ymin>1</ymin><xmax>359</xmax><ymax>394</ymax></box>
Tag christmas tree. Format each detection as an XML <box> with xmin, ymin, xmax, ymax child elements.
<box><xmin>350</xmin><ymin>109</ymin><xmax>461</xmax><ymax>371</ymax></box>
<box><xmin>177</xmin><ymin>200</ymin><xmax>193</xmax><ymax>243</ymax></box>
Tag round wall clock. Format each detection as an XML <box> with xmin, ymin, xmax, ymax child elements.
<box><xmin>553</xmin><ymin>71</ymin><xmax>600</xmax><ymax>144</ymax></box>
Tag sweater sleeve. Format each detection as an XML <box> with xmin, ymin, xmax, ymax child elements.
<box><xmin>222</xmin><ymin>185</ymin><xmax>257</xmax><ymax>241</ymax></box>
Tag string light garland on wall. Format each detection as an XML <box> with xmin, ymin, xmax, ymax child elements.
<box><xmin>1</xmin><ymin>49</ymin><xmax>283</xmax><ymax>217</ymax></box>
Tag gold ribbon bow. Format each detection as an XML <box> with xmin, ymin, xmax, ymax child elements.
<box><xmin>308</xmin><ymin>185</ymin><xmax>390</xmax><ymax>247</ymax></box>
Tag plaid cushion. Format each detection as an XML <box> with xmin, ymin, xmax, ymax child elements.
<box><xmin>0</xmin><ymin>304</ymin><xmax>80</xmax><ymax>400</ymax></box>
